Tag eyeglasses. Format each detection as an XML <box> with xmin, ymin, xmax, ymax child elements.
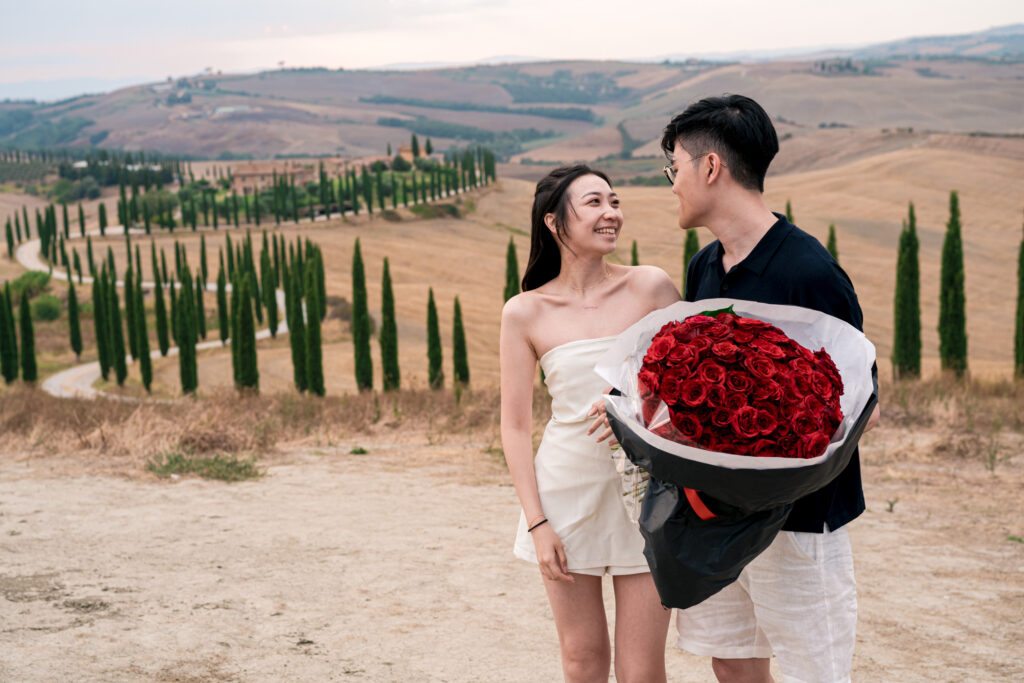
<box><xmin>663</xmin><ymin>153</ymin><xmax>710</xmax><ymax>184</ymax></box>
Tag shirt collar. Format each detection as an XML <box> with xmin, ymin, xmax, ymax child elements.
<box><xmin>715</xmin><ymin>212</ymin><xmax>793</xmax><ymax>277</ymax></box>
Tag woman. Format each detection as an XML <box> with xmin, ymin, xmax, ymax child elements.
<box><xmin>500</xmin><ymin>164</ymin><xmax>681</xmax><ymax>682</ymax></box>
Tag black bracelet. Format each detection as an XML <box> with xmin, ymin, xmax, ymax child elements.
<box><xmin>528</xmin><ymin>518</ymin><xmax>549</xmax><ymax>533</ymax></box>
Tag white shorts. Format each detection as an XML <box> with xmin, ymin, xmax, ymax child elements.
<box><xmin>675</xmin><ymin>527</ymin><xmax>857</xmax><ymax>683</ymax></box>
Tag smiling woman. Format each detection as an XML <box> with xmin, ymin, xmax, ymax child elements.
<box><xmin>498</xmin><ymin>163</ymin><xmax>681</xmax><ymax>681</ymax></box>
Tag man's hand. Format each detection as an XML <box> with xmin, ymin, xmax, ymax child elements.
<box><xmin>865</xmin><ymin>404</ymin><xmax>880</xmax><ymax>432</ymax></box>
<box><xmin>587</xmin><ymin>387</ymin><xmax>617</xmax><ymax>445</ymax></box>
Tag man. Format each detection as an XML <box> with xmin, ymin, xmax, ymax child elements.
<box><xmin>663</xmin><ymin>94</ymin><xmax>878</xmax><ymax>683</ymax></box>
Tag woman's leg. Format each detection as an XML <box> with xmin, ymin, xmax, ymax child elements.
<box><xmin>612</xmin><ymin>572</ymin><xmax>671</xmax><ymax>683</ymax></box>
<box><xmin>543</xmin><ymin>573</ymin><xmax>611</xmax><ymax>683</ymax></box>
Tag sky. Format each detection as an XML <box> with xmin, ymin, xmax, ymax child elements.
<box><xmin>1</xmin><ymin>0</ymin><xmax>1022</xmax><ymax>100</ymax></box>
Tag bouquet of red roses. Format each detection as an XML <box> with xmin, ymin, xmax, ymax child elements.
<box><xmin>595</xmin><ymin>299</ymin><xmax>877</xmax><ymax>609</ymax></box>
<box><xmin>638</xmin><ymin>308</ymin><xmax>844</xmax><ymax>461</ymax></box>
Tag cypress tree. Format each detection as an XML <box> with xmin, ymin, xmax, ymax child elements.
<box><xmin>14</xmin><ymin>212</ymin><xmax>22</xmax><ymax>242</ymax></box>
<box><xmin>217</xmin><ymin>262</ymin><xmax>229</xmax><ymax>345</ymax></box>
<box><xmin>5</xmin><ymin>218</ymin><xmax>13</xmax><ymax>259</ymax></box>
<box><xmin>61</xmin><ymin>202</ymin><xmax>69</xmax><ymax>238</ymax></box>
<box><xmin>351</xmin><ymin>238</ymin><xmax>373</xmax><ymax>391</ymax></box>
<box><xmin>504</xmin><ymin>237</ymin><xmax>520</xmax><ymax>302</ymax></box>
<box><xmin>0</xmin><ymin>284</ymin><xmax>17</xmax><ymax>383</ymax></box>
<box><xmin>77</xmin><ymin>204</ymin><xmax>85</xmax><ymax>236</ymax></box>
<box><xmin>315</xmin><ymin>247</ymin><xmax>326</xmax><ymax>321</ymax></box>
<box><xmin>93</xmin><ymin>271</ymin><xmax>111</xmax><ymax>380</ymax></box>
<box><xmin>195</xmin><ymin>274</ymin><xmax>207</xmax><ymax>340</ymax></box>
<box><xmin>87</xmin><ymin>236</ymin><xmax>95</xmax><ymax>277</ymax></box>
<box><xmin>260</xmin><ymin>250</ymin><xmax>278</xmax><ymax>337</ymax></box>
<box><xmin>107</xmin><ymin>269</ymin><xmax>127</xmax><ymax>386</ymax></box>
<box><xmin>892</xmin><ymin>204</ymin><xmax>921</xmax><ymax>379</ymax></box>
<box><xmin>412</xmin><ymin>134</ymin><xmax>420</xmax><ymax>158</ymax></box>
<box><xmin>169</xmin><ymin>275</ymin><xmax>179</xmax><ymax>348</ymax></box>
<box><xmin>124</xmin><ymin>263</ymin><xmax>137</xmax><ymax>360</ymax></box>
<box><xmin>826</xmin><ymin>224</ymin><xmax>839</xmax><ymax>262</ymax></box>
<box><xmin>785</xmin><ymin>200</ymin><xmax>794</xmax><ymax>223</ymax></box>
<box><xmin>682</xmin><ymin>228</ymin><xmax>700</xmax><ymax>298</ymax></box>
<box><xmin>305</xmin><ymin>260</ymin><xmax>325</xmax><ymax>396</ymax></box>
<box><xmin>200</xmin><ymin>234</ymin><xmax>209</xmax><ymax>283</ymax></box>
<box><xmin>178</xmin><ymin>270</ymin><xmax>198</xmax><ymax>394</ymax></box>
<box><xmin>1015</xmin><ymin>216</ymin><xmax>1024</xmax><ymax>379</ymax></box>
<box><xmin>938</xmin><ymin>190</ymin><xmax>968</xmax><ymax>377</ymax></box>
<box><xmin>68</xmin><ymin>280</ymin><xmax>82</xmax><ymax>359</ymax></box>
<box><xmin>426</xmin><ymin>287</ymin><xmax>442</xmax><ymax>389</ymax></box>
<box><xmin>287</xmin><ymin>263</ymin><xmax>308</xmax><ymax>392</ymax></box>
<box><xmin>73</xmin><ymin>249</ymin><xmax>82</xmax><ymax>284</ymax></box>
<box><xmin>135</xmin><ymin>268</ymin><xmax>152</xmax><ymax>393</ymax></box>
<box><xmin>379</xmin><ymin>257</ymin><xmax>400</xmax><ymax>391</ymax></box>
<box><xmin>19</xmin><ymin>290</ymin><xmax>36</xmax><ymax>383</ymax></box>
<box><xmin>230</xmin><ymin>274</ymin><xmax>241</xmax><ymax>386</ymax></box>
<box><xmin>631</xmin><ymin>240</ymin><xmax>639</xmax><ymax>266</ymax></box>
<box><xmin>236</xmin><ymin>277</ymin><xmax>259</xmax><ymax>392</ymax></box>
<box><xmin>452</xmin><ymin>295</ymin><xmax>469</xmax><ymax>386</ymax></box>
<box><xmin>153</xmin><ymin>270</ymin><xmax>169</xmax><ymax>357</ymax></box>
<box><xmin>98</xmin><ymin>203</ymin><xmax>108</xmax><ymax>236</ymax></box>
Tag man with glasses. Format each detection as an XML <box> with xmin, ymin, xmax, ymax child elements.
<box><xmin>662</xmin><ymin>94</ymin><xmax>878</xmax><ymax>683</ymax></box>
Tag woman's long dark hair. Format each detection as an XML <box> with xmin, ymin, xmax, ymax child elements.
<box><xmin>521</xmin><ymin>164</ymin><xmax>612</xmax><ymax>291</ymax></box>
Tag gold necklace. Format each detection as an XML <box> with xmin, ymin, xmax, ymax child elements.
<box><xmin>565</xmin><ymin>266</ymin><xmax>613</xmax><ymax>309</ymax></box>
<box><xmin>565</xmin><ymin>265</ymin><xmax>612</xmax><ymax>293</ymax></box>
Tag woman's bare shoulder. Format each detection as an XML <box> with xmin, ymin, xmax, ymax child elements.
<box><xmin>626</xmin><ymin>265</ymin><xmax>678</xmax><ymax>290</ymax></box>
<box><xmin>502</xmin><ymin>289</ymin><xmax>546</xmax><ymax>325</ymax></box>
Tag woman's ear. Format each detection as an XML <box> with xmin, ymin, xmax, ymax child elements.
<box><xmin>544</xmin><ymin>213</ymin><xmax>557</xmax><ymax>235</ymax></box>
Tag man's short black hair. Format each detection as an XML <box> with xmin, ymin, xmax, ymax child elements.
<box><xmin>660</xmin><ymin>94</ymin><xmax>779</xmax><ymax>192</ymax></box>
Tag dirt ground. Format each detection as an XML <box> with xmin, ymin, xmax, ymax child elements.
<box><xmin>1</xmin><ymin>421</ymin><xmax>1021</xmax><ymax>682</ymax></box>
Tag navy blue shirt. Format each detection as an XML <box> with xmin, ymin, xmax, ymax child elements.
<box><xmin>685</xmin><ymin>213</ymin><xmax>868</xmax><ymax>533</ymax></box>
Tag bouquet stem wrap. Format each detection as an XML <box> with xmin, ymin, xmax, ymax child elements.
<box><xmin>596</xmin><ymin>299</ymin><xmax>877</xmax><ymax>608</ymax></box>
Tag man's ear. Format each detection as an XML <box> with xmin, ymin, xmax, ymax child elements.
<box><xmin>705</xmin><ymin>152</ymin><xmax>725</xmax><ymax>185</ymax></box>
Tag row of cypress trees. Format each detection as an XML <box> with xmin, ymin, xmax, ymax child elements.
<box><xmin>0</xmin><ymin>283</ymin><xmax>34</xmax><ymax>384</ymax></box>
<box><xmin>350</xmin><ymin>238</ymin><xmax>468</xmax><ymax>393</ymax></box>
<box><xmin>891</xmin><ymin>192</ymin><xmax>977</xmax><ymax>379</ymax></box>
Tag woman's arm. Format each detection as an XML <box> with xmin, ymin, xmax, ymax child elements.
<box><xmin>500</xmin><ymin>296</ymin><xmax>573</xmax><ymax>582</ymax></box>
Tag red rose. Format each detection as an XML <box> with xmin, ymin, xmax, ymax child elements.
<box><xmin>731</xmin><ymin>406</ymin><xmax>760</xmax><ymax>439</ymax></box>
<box><xmin>706</xmin><ymin>322</ymin><xmax>731</xmax><ymax>339</ymax></box>
<box><xmin>724</xmin><ymin>392</ymin><xmax>748</xmax><ymax>412</ymax></box>
<box><xmin>685</xmin><ymin>315</ymin><xmax>717</xmax><ymax>328</ymax></box>
<box><xmin>645</xmin><ymin>334</ymin><xmax>676</xmax><ymax>362</ymax></box>
<box><xmin>667</xmin><ymin>343</ymin><xmax>698</xmax><ymax>369</ymax></box>
<box><xmin>706</xmin><ymin>383</ymin><xmax>727</xmax><ymax>407</ymax></box>
<box><xmin>724</xmin><ymin>371</ymin><xmax>754</xmax><ymax>394</ymax></box>
<box><xmin>750</xmin><ymin>438</ymin><xmax>780</xmax><ymax>457</ymax></box>
<box><xmin>638</xmin><ymin>369</ymin><xmax>660</xmax><ymax>397</ymax></box>
<box><xmin>658</xmin><ymin>369</ymin><xmax>686</xmax><ymax>404</ymax></box>
<box><xmin>670</xmin><ymin>411</ymin><xmax>703</xmax><ymax>442</ymax></box>
<box><xmin>679</xmin><ymin>379</ymin><xmax>708</xmax><ymax>407</ymax></box>
<box><xmin>797</xmin><ymin>431</ymin><xmax>831</xmax><ymax>459</ymax></box>
<box><xmin>810</xmin><ymin>371</ymin><xmax>835</xmax><ymax>400</ymax></box>
<box><xmin>801</xmin><ymin>395</ymin><xmax>824</xmax><ymax>415</ymax></box>
<box><xmin>711</xmin><ymin>407</ymin><xmax>732</xmax><ymax>428</ymax></box>
<box><xmin>778</xmin><ymin>433</ymin><xmax>799</xmax><ymax>454</ymax></box>
<box><xmin>711</xmin><ymin>341</ymin><xmax>741</xmax><ymax>363</ymax></box>
<box><xmin>755</xmin><ymin>408</ymin><xmax>778</xmax><ymax>436</ymax></box>
<box><xmin>732</xmin><ymin>329</ymin><xmax>755</xmax><ymax>344</ymax></box>
<box><xmin>697</xmin><ymin>360</ymin><xmax>726</xmax><ymax>384</ymax></box>
<box><xmin>759</xmin><ymin>328</ymin><xmax>790</xmax><ymax>343</ymax></box>
<box><xmin>741</xmin><ymin>353</ymin><xmax>776</xmax><ymax>380</ymax></box>
<box><xmin>792</xmin><ymin>411</ymin><xmax>821</xmax><ymax>436</ymax></box>
<box><xmin>789</xmin><ymin>357</ymin><xmax>814</xmax><ymax>374</ymax></box>
<box><xmin>672</xmin><ymin>324</ymin><xmax>699</xmax><ymax>343</ymax></box>
<box><xmin>752</xmin><ymin>379</ymin><xmax>783</xmax><ymax>401</ymax></box>
<box><xmin>750</xmin><ymin>337</ymin><xmax>786</xmax><ymax>359</ymax></box>
<box><xmin>689</xmin><ymin>336</ymin><xmax>713</xmax><ymax>353</ymax></box>
<box><xmin>735</xmin><ymin>316</ymin><xmax>772</xmax><ymax>330</ymax></box>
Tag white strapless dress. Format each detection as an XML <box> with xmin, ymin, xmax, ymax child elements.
<box><xmin>513</xmin><ymin>336</ymin><xmax>648</xmax><ymax>572</ymax></box>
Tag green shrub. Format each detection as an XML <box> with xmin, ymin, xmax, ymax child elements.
<box><xmin>9</xmin><ymin>270</ymin><xmax>50</xmax><ymax>300</ymax></box>
<box><xmin>146</xmin><ymin>452</ymin><xmax>262</xmax><ymax>482</ymax></box>
<box><xmin>31</xmin><ymin>293</ymin><xmax>61</xmax><ymax>321</ymax></box>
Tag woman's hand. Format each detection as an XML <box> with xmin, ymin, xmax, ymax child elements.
<box><xmin>586</xmin><ymin>389</ymin><xmax>617</xmax><ymax>445</ymax></box>
<box><xmin>531</xmin><ymin>524</ymin><xmax>574</xmax><ymax>583</ymax></box>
